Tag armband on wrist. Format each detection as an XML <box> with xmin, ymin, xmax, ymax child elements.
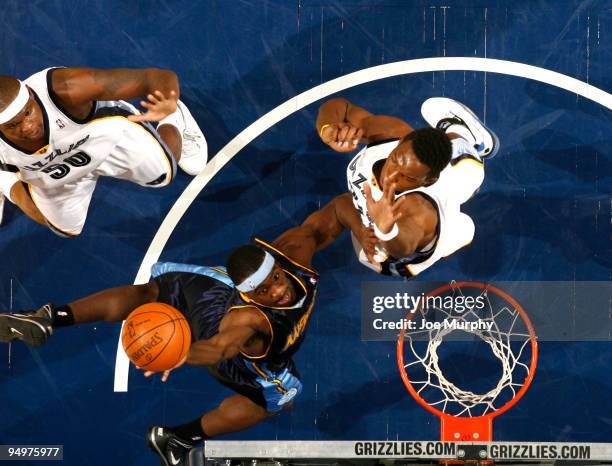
<box><xmin>373</xmin><ymin>223</ymin><xmax>399</xmax><ymax>241</ymax></box>
<box><xmin>319</xmin><ymin>124</ymin><xmax>331</xmax><ymax>138</ymax></box>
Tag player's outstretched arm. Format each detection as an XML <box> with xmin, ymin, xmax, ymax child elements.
<box><xmin>271</xmin><ymin>196</ymin><xmax>346</xmax><ymax>267</ymax></box>
<box><xmin>273</xmin><ymin>192</ymin><xmax>378</xmax><ymax>265</ymax></box>
<box><xmin>50</xmin><ymin>67</ymin><xmax>180</xmax><ymax>121</ymax></box>
<box><xmin>185</xmin><ymin>309</ymin><xmax>265</xmax><ymax>367</ymax></box>
<box><xmin>316</xmin><ymin>97</ymin><xmax>414</xmax><ymax>152</ymax></box>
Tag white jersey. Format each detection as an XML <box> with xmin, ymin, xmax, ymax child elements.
<box><xmin>0</xmin><ymin>68</ymin><xmax>164</xmax><ymax>190</ymax></box>
<box><xmin>346</xmin><ymin>138</ymin><xmax>483</xmax><ymax>277</ymax></box>
<box><xmin>0</xmin><ymin>67</ymin><xmax>175</xmax><ymax>236</ymax></box>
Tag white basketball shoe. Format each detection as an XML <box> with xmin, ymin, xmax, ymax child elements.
<box><xmin>421</xmin><ymin>97</ymin><xmax>499</xmax><ymax>159</ymax></box>
<box><xmin>176</xmin><ymin>100</ymin><xmax>208</xmax><ymax>176</ymax></box>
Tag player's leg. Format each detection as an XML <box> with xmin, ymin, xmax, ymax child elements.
<box><xmin>26</xmin><ymin>175</ymin><xmax>98</xmax><ymax>237</ymax></box>
<box><xmin>200</xmin><ymin>393</ymin><xmax>274</xmax><ymax>436</ymax></box>
<box><xmin>421</xmin><ymin>97</ymin><xmax>498</xmax><ymax>204</ymax></box>
<box><xmin>7</xmin><ymin>181</ymin><xmax>47</xmax><ymax>225</ymax></box>
<box><xmin>148</xmin><ymin>360</ymin><xmax>301</xmax><ymax>465</ymax></box>
<box><xmin>148</xmin><ymin>395</ymin><xmax>272</xmax><ymax>466</ymax></box>
<box><xmin>0</xmin><ymin>177</ymin><xmax>96</xmax><ymax>235</ymax></box>
<box><xmin>0</xmin><ymin>281</ymin><xmax>159</xmax><ymax>347</ymax></box>
<box><xmin>421</xmin><ymin>97</ymin><xmax>499</xmax><ymax>159</ymax></box>
<box><xmin>0</xmin><ymin>169</ymin><xmax>48</xmax><ymax>226</ymax></box>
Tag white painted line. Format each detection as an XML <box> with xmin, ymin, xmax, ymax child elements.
<box><xmin>114</xmin><ymin>57</ymin><xmax>612</xmax><ymax>392</ymax></box>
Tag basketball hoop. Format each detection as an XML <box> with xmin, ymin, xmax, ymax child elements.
<box><xmin>397</xmin><ymin>282</ymin><xmax>538</xmax><ymax>442</ymax></box>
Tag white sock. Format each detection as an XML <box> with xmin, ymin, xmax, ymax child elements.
<box><xmin>0</xmin><ymin>171</ymin><xmax>19</xmax><ymax>203</ymax></box>
<box><xmin>451</xmin><ymin>138</ymin><xmax>480</xmax><ymax>161</ymax></box>
<box><xmin>446</xmin><ymin>124</ymin><xmax>477</xmax><ymax>147</ymax></box>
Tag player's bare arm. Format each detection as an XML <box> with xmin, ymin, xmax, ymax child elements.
<box><xmin>316</xmin><ymin>97</ymin><xmax>414</xmax><ymax>152</ymax></box>
<box><xmin>50</xmin><ymin>67</ymin><xmax>180</xmax><ymax>121</ymax></box>
<box><xmin>274</xmin><ymin>192</ymin><xmax>378</xmax><ymax>264</ymax></box>
<box><xmin>271</xmin><ymin>200</ymin><xmax>350</xmax><ymax>267</ymax></box>
<box><xmin>186</xmin><ymin>309</ymin><xmax>267</xmax><ymax>366</ymax></box>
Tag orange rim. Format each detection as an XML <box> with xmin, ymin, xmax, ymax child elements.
<box><xmin>396</xmin><ymin>281</ymin><xmax>538</xmax><ymax>422</ymax></box>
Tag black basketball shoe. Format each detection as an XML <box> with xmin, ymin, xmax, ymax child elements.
<box><xmin>147</xmin><ymin>426</ymin><xmax>196</xmax><ymax>466</ymax></box>
<box><xmin>0</xmin><ymin>303</ymin><xmax>53</xmax><ymax>347</ymax></box>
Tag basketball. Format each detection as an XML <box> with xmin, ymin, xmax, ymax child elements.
<box><xmin>121</xmin><ymin>302</ymin><xmax>191</xmax><ymax>372</ymax></box>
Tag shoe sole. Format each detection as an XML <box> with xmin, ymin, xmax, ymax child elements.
<box><xmin>421</xmin><ymin>97</ymin><xmax>500</xmax><ymax>158</ymax></box>
<box><xmin>147</xmin><ymin>428</ymin><xmax>171</xmax><ymax>466</ymax></box>
<box><xmin>0</xmin><ymin>314</ymin><xmax>50</xmax><ymax>347</ymax></box>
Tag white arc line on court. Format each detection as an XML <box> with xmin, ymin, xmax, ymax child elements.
<box><xmin>114</xmin><ymin>56</ymin><xmax>612</xmax><ymax>392</ymax></box>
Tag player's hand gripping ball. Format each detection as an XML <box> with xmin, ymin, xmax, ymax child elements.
<box><xmin>121</xmin><ymin>303</ymin><xmax>191</xmax><ymax>372</ymax></box>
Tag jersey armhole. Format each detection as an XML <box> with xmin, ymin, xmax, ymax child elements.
<box><xmin>226</xmin><ymin>305</ymin><xmax>274</xmax><ymax>360</ymax></box>
<box><xmin>46</xmin><ymin>68</ymin><xmax>97</xmax><ymax>124</ymax></box>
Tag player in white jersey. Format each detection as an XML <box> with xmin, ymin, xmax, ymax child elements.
<box><xmin>0</xmin><ymin>67</ymin><xmax>208</xmax><ymax>236</ymax></box>
<box><xmin>311</xmin><ymin>96</ymin><xmax>499</xmax><ymax>278</ymax></box>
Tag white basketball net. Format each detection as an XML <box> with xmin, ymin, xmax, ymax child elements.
<box><xmin>402</xmin><ymin>283</ymin><xmax>535</xmax><ymax>417</ymax></box>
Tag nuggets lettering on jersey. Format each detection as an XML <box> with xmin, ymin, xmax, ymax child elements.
<box><xmin>346</xmin><ymin>139</ymin><xmax>481</xmax><ymax>277</ymax></box>
<box><xmin>227</xmin><ymin>238</ymin><xmax>319</xmax><ymax>368</ymax></box>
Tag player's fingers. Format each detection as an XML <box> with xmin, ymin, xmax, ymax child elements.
<box><xmin>174</xmin><ymin>356</ymin><xmax>187</xmax><ymax>369</ymax></box>
<box><xmin>346</xmin><ymin>127</ymin><xmax>361</xmax><ymax>148</ymax></box>
<box><xmin>363</xmin><ymin>182</ymin><xmax>373</xmax><ymax>201</ymax></box>
<box><xmin>344</xmin><ymin>126</ymin><xmax>358</xmax><ymax>142</ymax></box>
<box><xmin>143</xmin><ymin>370</ymin><xmax>154</xmax><ymax>377</ymax></box>
<box><xmin>127</xmin><ymin>114</ymin><xmax>146</xmax><ymax>122</ymax></box>
<box><xmin>323</xmin><ymin>126</ymin><xmax>338</xmax><ymax>144</ymax></box>
<box><xmin>384</xmin><ymin>181</ymin><xmax>398</xmax><ymax>204</ymax></box>
<box><xmin>154</xmin><ymin>90</ymin><xmax>166</xmax><ymax>100</ymax></box>
<box><xmin>147</xmin><ymin>93</ymin><xmax>161</xmax><ymax>103</ymax></box>
<box><xmin>337</xmin><ymin>125</ymin><xmax>349</xmax><ymax>145</ymax></box>
<box><xmin>366</xmin><ymin>239</ymin><xmax>377</xmax><ymax>254</ymax></box>
<box><xmin>327</xmin><ymin>141</ymin><xmax>344</xmax><ymax>152</ymax></box>
<box><xmin>353</xmin><ymin>127</ymin><xmax>364</xmax><ymax>146</ymax></box>
<box><xmin>329</xmin><ymin>141</ymin><xmax>355</xmax><ymax>153</ymax></box>
<box><xmin>161</xmin><ymin>370</ymin><xmax>171</xmax><ymax>382</ymax></box>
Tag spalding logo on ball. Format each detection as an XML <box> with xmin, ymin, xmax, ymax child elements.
<box><xmin>121</xmin><ymin>302</ymin><xmax>191</xmax><ymax>372</ymax></box>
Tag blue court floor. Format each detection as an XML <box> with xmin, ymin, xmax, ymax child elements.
<box><xmin>0</xmin><ymin>1</ymin><xmax>610</xmax><ymax>465</ymax></box>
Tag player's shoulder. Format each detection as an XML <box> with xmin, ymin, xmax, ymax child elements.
<box><xmin>399</xmin><ymin>191</ymin><xmax>438</xmax><ymax>218</ymax></box>
<box><xmin>23</xmin><ymin>67</ymin><xmax>57</xmax><ymax>88</ymax></box>
<box><xmin>224</xmin><ymin>305</ymin><xmax>270</xmax><ymax>331</ymax></box>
